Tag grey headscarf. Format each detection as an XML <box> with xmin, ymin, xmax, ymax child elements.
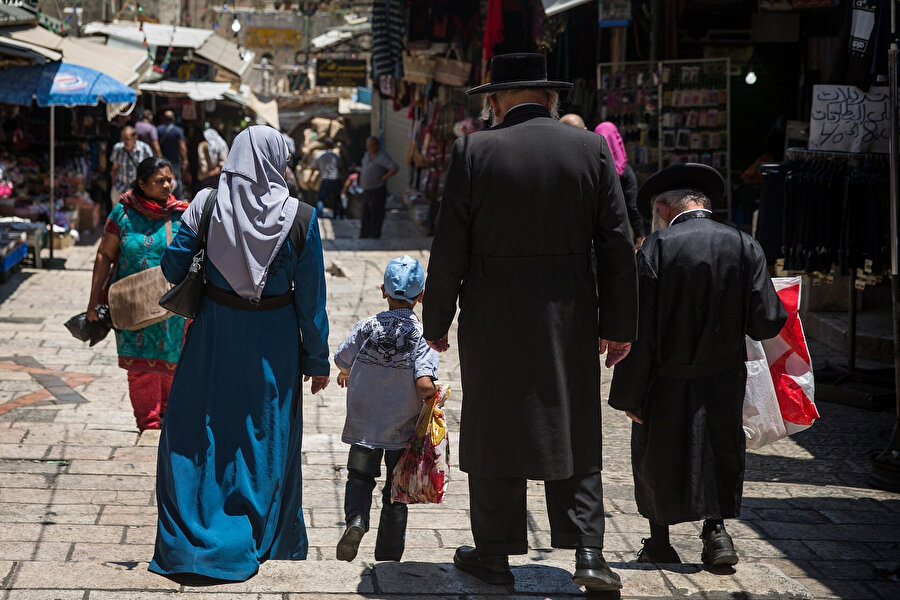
<box><xmin>187</xmin><ymin>125</ymin><xmax>298</xmax><ymax>300</ymax></box>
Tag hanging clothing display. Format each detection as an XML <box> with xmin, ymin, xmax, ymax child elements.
<box><xmin>372</xmin><ymin>0</ymin><xmax>406</xmax><ymax>78</ymax></box>
<box><xmin>756</xmin><ymin>155</ymin><xmax>889</xmax><ymax>277</ymax></box>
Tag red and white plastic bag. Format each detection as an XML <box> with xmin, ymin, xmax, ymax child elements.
<box><xmin>743</xmin><ymin>276</ymin><xmax>819</xmax><ymax>448</ymax></box>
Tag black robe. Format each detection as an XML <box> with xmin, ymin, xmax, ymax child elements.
<box><xmin>423</xmin><ymin>105</ymin><xmax>638</xmax><ymax>480</ymax></box>
<box><xmin>609</xmin><ymin>211</ymin><xmax>787</xmax><ymax>524</ymax></box>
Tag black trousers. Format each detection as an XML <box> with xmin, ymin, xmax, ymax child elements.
<box><xmin>468</xmin><ymin>472</ymin><xmax>606</xmax><ymax>556</ymax></box>
<box><xmin>344</xmin><ymin>444</ymin><xmax>407</xmax><ymax>559</ymax></box>
<box><xmin>359</xmin><ymin>187</ymin><xmax>387</xmax><ymax>238</ymax></box>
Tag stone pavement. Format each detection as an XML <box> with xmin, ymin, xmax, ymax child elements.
<box><xmin>1</xmin><ymin>204</ymin><xmax>898</xmax><ymax>599</ymax></box>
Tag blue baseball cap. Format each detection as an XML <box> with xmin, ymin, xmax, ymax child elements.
<box><xmin>384</xmin><ymin>255</ymin><xmax>425</xmax><ymax>302</ymax></box>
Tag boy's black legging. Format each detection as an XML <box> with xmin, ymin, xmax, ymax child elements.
<box><xmin>344</xmin><ymin>444</ymin><xmax>407</xmax><ymax>561</ymax></box>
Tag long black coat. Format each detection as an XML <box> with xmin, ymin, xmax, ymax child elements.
<box><xmin>609</xmin><ymin>211</ymin><xmax>787</xmax><ymax>524</ymax></box>
<box><xmin>423</xmin><ymin>105</ymin><xmax>638</xmax><ymax>480</ymax></box>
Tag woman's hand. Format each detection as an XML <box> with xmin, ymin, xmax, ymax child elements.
<box><xmin>86</xmin><ymin>306</ymin><xmax>99</xmax><ymax>322</ymax></box>
<box><xmin>305</xmin><ymin>375</ymin><xmax>330</xmax><ymax>394</ymax></box>
<box><xmin>337</xmin><ymin>371</ymin><xmax>349</xmax><ymax>388</ymax></box>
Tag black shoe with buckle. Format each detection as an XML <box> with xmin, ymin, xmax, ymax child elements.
<box><xmin>700</xmin><ymin>524</ymin><xmax>739</xmax><ymax>566</ymax></box>
<box><xmin>453</xmin><ymin>545</ymin><xmax>514</xmax><ymax>585</ymax></box>
<box><xmin>572</xmin><ymin>546</ymin><xmax>622</xmax><ymax>592</ymax></box>
<box><xmin>336</xmin><ymin>514</ymin><xmax>367</xmax><ymax>562</ymax></box>
<box><xmin>636</xmin><ymin>538</ymin><xmax>682</xmax><ymax>564</ymax></box>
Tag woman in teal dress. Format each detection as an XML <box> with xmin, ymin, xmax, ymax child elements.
<box><xmin>150</xmin><ymin>126</ymin><xmax>330</xmax><ymax>583</ymax></box>
<box><xmin>87</xmin><ymin>157</ymin><xmax>188</xmax><ymax>431</ymax></box>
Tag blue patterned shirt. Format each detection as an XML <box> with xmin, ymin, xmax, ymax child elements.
<box><xmin>335</xmin><ymin>308</ymin><xmax>439</xmax><ymax>449</ymax></box>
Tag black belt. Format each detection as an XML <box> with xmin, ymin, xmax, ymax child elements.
<box><xmin>205</xmin><ymin>284</ymin><xmax>293</xmax><ymax>311</ymax></box>
<box><xmin>656</xmin><ymin>351</ymin><xmax>744</xmax><ymax>379</ymax></box>
<box><xmin>468</xmin><ymin>253</ymin><xmax>591</xmax><ymax>277</ymax></box>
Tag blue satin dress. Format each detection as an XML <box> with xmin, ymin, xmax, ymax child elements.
<box><xmin>150</xmin><ymin>216</ymin><xmax>329</xmax><ymax>581</ymax></box>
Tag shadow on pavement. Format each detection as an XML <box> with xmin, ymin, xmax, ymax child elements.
<box><xmin>0</xmin><ymin>269</ymin><xmax>34</xmax><ymax>304</ymax></box>
<box><xmin>738</xmin><ymin>400</ymin><xmax>900</xmax><ymax>598</ymax></box>
<box><xmin>361</xmin><ymin>560</ymin><xmax>602</xmax><ymax>597</ymax></box>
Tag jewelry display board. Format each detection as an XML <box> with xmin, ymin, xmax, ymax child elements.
<box><xmin>597</xmin><ymin>58</ymin><xmax>732</xmax><ymax>215</ymax></box>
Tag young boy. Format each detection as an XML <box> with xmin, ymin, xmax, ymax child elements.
<box><xmin>333</xmin><ymin>255</ymin><xmax>440</xmax><ymax>562</ymax></box>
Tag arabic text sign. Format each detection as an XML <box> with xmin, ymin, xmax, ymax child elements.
<box><xmin>809</xmin><ymin>85</ymin><xmax>890</xmax><ymax>154</ymax></box>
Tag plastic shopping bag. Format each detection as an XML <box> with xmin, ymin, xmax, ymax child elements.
<box><xmin>763</xmin><ymin>277</ymin><xmax>818</xmax><ymax>434</ymax></box>
<box><xmin>390</xmin><ymin>387</ymin><xmax>451</xmax><ymax>504</ymax></box>
<box><xmin>743</xmin><ymin>336</ymin><xmax>787</xmax><ymax>449</ymax></box>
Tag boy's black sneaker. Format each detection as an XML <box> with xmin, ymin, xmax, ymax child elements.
<box><xmin>336</xmin><ymin>515</ymin><xmax>366</xmax><ymax>562</ymax></box>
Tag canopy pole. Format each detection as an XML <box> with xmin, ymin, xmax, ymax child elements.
<box><xmin>48</xmin><ymin>106</ymin><xmax>55</xmax><ymax>263</ymax></box>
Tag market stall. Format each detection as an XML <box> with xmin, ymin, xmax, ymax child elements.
<box><xmin>0</xmin><ymin>61</ymin><xmax>136</xmax><ymax>270</ymax></box>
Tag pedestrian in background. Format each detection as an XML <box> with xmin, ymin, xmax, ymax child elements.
<box><xmin>109</xmin><ymin>125</ymin><xmax>154</xmax><ymax>207</ymax></box>
<box><xmin>86</xmin><ymin>156</ymin><xmax>188</xmax><ymax>431</ymax></box>
<box><xmin>151</xmin><ymin>125</ymin><xmax>330</xmax><ymax>584</ymax></box>
<box><xmin>332</xmin><ymin>256</ymin><xmax>440</xmax><ymax>564</ymax></box>
<box><xmin>608</xmin><ymin>163</ymin><xmax>786</xmax><ymax>566</ymax></box>
<box><xmin>156</xmin><ymin>111</ymin><xmax>189</xmax><ymax>199</ymax></box>
<box><xmin>358</xmin><ymin>136</ymin><xmax>398</xmax><ymax>238</ymax></box>
<box><xmin>196</xmin><ymin>122</ymin><xmax>229</xmax><ymax>191</ymax></box>
<box><xmin>311</xmin><ymin>138</ymin><xmax>344</xmax><ymax>218</ymax></box>
<box><xmin>594</xmin><ymin>122</ymin><xmax>647</xmax><ymax>249</ymax></box>
<box><xmin>423</xmin><ymin>53</ymin><xmax>638</xmax><ymax>592</ymax></box>
<box><xmin>135</xmin><ymin>109</ymin><xmax>161</xmax><ymax>157</ymax></box>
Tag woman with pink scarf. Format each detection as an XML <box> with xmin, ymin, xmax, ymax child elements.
<box><xmin>594</xmin><ymin>122</ymin><xmax>647</xmax><ymax>249</ymax></box>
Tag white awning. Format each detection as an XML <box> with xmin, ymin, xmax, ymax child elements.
<box><xmin>83</xmin><ymin>21</ymin><xmax>213</xmax><ymax>50</ymax></box>
<box><xmin>140</xmin><ymin>80</ymin><xmax>233</xmax><ymax>101</ymax></box>
<box><xmin>0</xmin><ymin>36</ymin><xmax>62</xmax><ymax>62</ymax></box>
<box><xmin>541</xmin><ymin>0</ymin><xmax>593</xmax><ymax>16</ymax></box>
<box><xmin>223</xmin><ymin>88</ymin><xmax>279</xmax><ymax>129</ymax></box>
<box><xmin>1</xmin><ymin>26</ymin><xmax>149</xmax><ymax>85</ymax></box>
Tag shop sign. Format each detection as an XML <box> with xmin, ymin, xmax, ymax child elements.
<box><xmin>315</xmin><ymin>59</ymin><xmax>368</xmax><ymax>88</ymax></box>
<box><xmin>808</xmin><ymin>84</ymin><xmax>889</xmax><ymax>154</ymax></box>
<box><xmin>598</xmin><ymin>0</ymin><xmax>631</xmax><ymax>27</ymax></box>
<box><xmin>245</xmin><ymin>27</ymin><xmax>303</xmax><ymax>49</ymax></box>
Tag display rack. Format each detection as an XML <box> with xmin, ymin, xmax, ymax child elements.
<box><xmin>597</xmin><ymin>58</ymin><xmax>732</xmax><ymax>216</ymax></box>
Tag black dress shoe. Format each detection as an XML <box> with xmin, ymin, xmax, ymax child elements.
<box><xmin>336</xmin><ymin>514</ymin><xmax>367</xmax><ymax>562</ymax></box>
<box><xmin>636</xmin><ymin>538</ymin><xmax>682</xmax><ymax>564</ymax></box>
<box><xmin>701</xmin><ymin>525</ymin><xmax>739</xmax><ymax>566</ymax></box>
<box><xmin>572</xmin><ymin>546</ymin><xmax>622</xmax><ymax>592</ymax></box>
<box><xmin>453</xmin><ymin>545</ymin><xmax>514</xmax><ymax>585</ymax></box>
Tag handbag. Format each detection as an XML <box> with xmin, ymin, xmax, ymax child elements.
<box><xmin>402</xmin><ymin>51</ymin><xmax>436</xmax><ymax>85</ymax></box>
<box><xmin>158</xmin><ymin>190</ymin><xmax>218</xmax><ymax>318</ymax></box>
<box><xmin>433</xmin><ymin>47</ymin><xmax>471</xmax><ymax>87</ymax></box>
<box><xmin>107</xmin><ymin>220</ymin><xmax>174</xmax><ymax>331</ymax></box>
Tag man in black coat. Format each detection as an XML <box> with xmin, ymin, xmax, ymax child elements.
<box><xmin>423</xmin><ymin>54</ymin><xmax>638</xmax><ymax>592</ymax></box>
<box><xmin>609</xmin><ymin>163</ymin><xmax>787</xmax><ymax>565</ymax></box>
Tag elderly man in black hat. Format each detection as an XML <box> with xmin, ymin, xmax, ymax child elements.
<box><xmin>423</xmin><ymin>53</ymin><xmax>638</xmax><ymax>591</ymax></box>
<box><xmin>609</xmin><ymin>163</ymin><xmax>787</xmax><ymax>565</ymax></box>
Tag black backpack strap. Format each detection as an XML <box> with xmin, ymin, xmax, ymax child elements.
<box><xmin>289</xmin><ymin>200</ymin><xmax>314</xmax><ymax>257</ymax></box>
<box><xmin>197</xmin><ymin>188</ymin><xmax>218</xmax><ymax>249</ymax></box>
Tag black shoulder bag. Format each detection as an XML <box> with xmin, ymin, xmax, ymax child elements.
<box><xmin>158</xmin><ymin>189</ymin><xmax>218</xmax><ymax>318</ymax></box>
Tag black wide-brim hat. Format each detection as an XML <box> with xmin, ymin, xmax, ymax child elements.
<box><xmin>637</xmin><ymin>163</ymin><xmax>725</xmax><ymax>221</ymax></box>
<box><xmin>467</xmin><ymin>53</ymin><xmax>574</xmax><ymax>96</ymax></box>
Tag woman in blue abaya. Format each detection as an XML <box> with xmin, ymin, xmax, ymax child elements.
<box><xmin>151</xmin><ymin>126</ymin><xmax>330</xmax><ymax>584</ymax></box>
